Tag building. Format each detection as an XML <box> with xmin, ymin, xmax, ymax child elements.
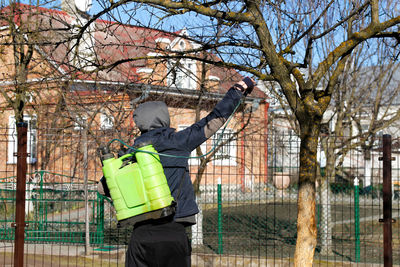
<box><xmin>260</xmin><ymin>64</ymin><xmax>400</xmax><ymax>189</ymax></box>
<box><xmin>0</xmin><ymin>3</ymin><xmax>268</xmax><ymax>191</ymax></box>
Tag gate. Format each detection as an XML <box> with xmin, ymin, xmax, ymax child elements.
<box><xmin>0</xmin><ymin>170</ymin><xmax>105</xmax><ymax>245</ymax></box>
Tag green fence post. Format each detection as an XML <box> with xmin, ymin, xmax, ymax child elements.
<box><xmin>96</xmin><ymin>192</ymin><xmax>105</xmax><ymax>245</ymax></box>
<box><xmin>217</xmin><ymin>178</ymin><xmax>223</xmax><ymax>255</ymax></box>
<box><xmin>39</xmin><ymin>170</ymin><xmax>44</xmax><ymax>232</ymax></box>
<box><xmin>354</xmin><ymin>177</ymin><xmax>360</xmax><ymax>262</ymax></box>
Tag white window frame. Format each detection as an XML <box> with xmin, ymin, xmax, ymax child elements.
<box><xmin>178</xmin><ymin>125</ymin><xmax>207</xmax><ymax>166</ymax></box>
<box><xmin>100</xmin><ymin>113</ymin><xmax>114</xmax><ymax>130</ymax></box>
<box><xmin>8</xmin><ymin>115</ymin><xmax>37</xmax><ymax>164</ymax></box>
<box><xmin>212</xmin><ymin>129</ymin><xmax>237</xmax><ymax>166</ymax></box>
<box><xmin>167</xmin><ymin>59</ymin><xmax>197</xmax><ymax>90</ymax></box>
<box><xmin>74</xmin><ymin>115</ymin><xmax>87</xmax><ymax>131</ymax></box>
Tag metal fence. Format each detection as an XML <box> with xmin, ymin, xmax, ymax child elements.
<box><xmin>0</xmin><ymin>127</ymin><xmax>399</xmax><ymax>266</ymax></box>
<box><xmin>0</xmin><ymin>171</ymin><xmax>104</xmax><ymax>244</ymax></box>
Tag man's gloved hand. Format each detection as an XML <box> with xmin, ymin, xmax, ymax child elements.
<box><xmin>234</xmin><ymin>77</ymin><xmax>256</xmax><ymax>96</ymax></box>
<box><xmin>98</xmin><ymin>176</ymin><xmax>111</xmax><ymax>198</ymax></box>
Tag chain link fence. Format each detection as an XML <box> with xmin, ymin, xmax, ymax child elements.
<box><xmin>0</xmin><ymin>127</ymin><xmax>399</xmax><ymax>265</ymax></box>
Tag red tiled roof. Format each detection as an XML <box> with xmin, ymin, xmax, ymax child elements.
<box><xmin>1</xmin><ymin>3</ymin><xmax>267</xmax><ymax>98</ymax></box>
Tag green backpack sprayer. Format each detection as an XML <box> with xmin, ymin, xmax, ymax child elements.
<box><xmin>99</xmin><ymin>143</ymin><xmax>175</xmax><ymax>226</ymax></box>
<box><xmin>98</xmin><ymin>77</ymin><xmax>254</xmax><ymax>226</ymax></box>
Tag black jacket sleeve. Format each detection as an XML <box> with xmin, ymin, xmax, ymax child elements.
<box><xmin>174</xmin><ymin>87</ymin><xmax>243</xmax><ymax>152</ymax></box>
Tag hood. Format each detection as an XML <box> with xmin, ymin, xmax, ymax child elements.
<box><xmin>133</xmin><ymin>101</ymin><xmax>170</xmax><ymax>133</ymax></box>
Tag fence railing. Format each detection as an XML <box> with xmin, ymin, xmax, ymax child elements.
<box><xmin>0</xmin><ymin>128</ymin><xmax>399</xmax><ymax>266</ymax></box>
<box><xmin>0</xmin><ymin>171</ymin><xmax>104</xmax><ymax>245</ymax></box>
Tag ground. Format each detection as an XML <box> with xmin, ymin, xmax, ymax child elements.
<box><xmin>0</xmin><ymin>201</ymin><xmax>399</xmax><ymax>266</ymax></box>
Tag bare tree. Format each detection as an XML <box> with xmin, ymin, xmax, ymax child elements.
<box><xmin>0</xmin><ymin>1</ymin><xmax>143</xmax><ymax>173</ymax></box>
<box><xmin>88</xmin><ymin>0</ymin><xmax>400</xmax><ymax>265</ymax></box>
<box><xmin>264</xmin><ymin>42</ymin><xmax>400</xmax><ymax>255</ymax></box>
<box><xmin>2</xmin><ymin>0</ymin><xmax>399</xmax><ymax>264</ymax></box>
<box><xmin>318</xmin><ymin>54</ymin><xmax>400</xmax><ymax>255</ymax></box>
<box><xmin>0</xmin><ymin>1</ymin><xmax>148</xmax><ymax>258</ymax></box>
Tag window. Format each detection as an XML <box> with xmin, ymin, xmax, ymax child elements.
<box><xmin>212</xmin><ymin>129</ymin><xmax>237</xmax><ymax>166</ymax></box>
<box><xmin>288</xmin><ymin>130</ymin><xmax>300</xmax><ymax>155</ymax></box>
<box><xmin>100</xmin><ymin>113</ymin><xmax>114</xmax><ymax>130</ymax></box>
<box><xmin>361</xmin><ymin>124</ymin><xmax>369</xmax><ymax>132</ymax></box>
<box><xmin>8</xmin><ymin>115</ymin><xmax>37</xmax><ymax>164</ymax></box>
<box><xmin>167</xmin><ymin>59</ymin><xmax>197</xmax><ymax>90</ymax></box>
<box><xmin>74</xmin><ymin>115</ymin><xmax>87</xmax><ymax>131</ymax></box>
<box><xmin>178</xmin><ymin>125</ymin><xmax>206</xmax><ymax>166</ymax></box>
<box><xmin>373</xmin><ymin>130</ymin><xmax>384</xmax><ymax>148</ymax></box>
<box><xmin>26</xmin><ymin>92</ymin><xmax>35</xmax><ymax>103</ymax></box>
<box><xmin>178</xmin><ymin>40</ymin><xmax>186</xmax><ymax>50</ymax></box>
<box><xmin>342</xmin><ymin>121</ymin><xmax>352</xmax><ymax>137</ymax></box>
<box><xmin>177</xmin><ymin>126</ymin><xmax>237</xmax><ymax>166</ymax></box>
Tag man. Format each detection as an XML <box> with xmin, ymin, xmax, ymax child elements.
<box><xmin>100</xmin><ymin>77</ymin><xmax>255</xmax><ymax>267</ymax></box>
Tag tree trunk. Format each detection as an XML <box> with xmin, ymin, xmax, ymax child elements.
<box><xmin>294</xmin><ymin>123</ymin><xmax>319</xmax><ymax>266</ymax></box>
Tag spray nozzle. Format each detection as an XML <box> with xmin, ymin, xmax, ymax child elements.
<box><xmin>98</xmin><ymin>145</ymin><xmax>114</xmax><ymax>163</ymax></box>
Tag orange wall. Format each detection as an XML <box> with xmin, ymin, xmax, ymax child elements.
<box><xmin>0</xmin><ymin>27</ymin><xmax>268</xmax><ymax>186</ymax></box>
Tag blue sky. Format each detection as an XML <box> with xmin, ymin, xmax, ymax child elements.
<box><xmin>27</xmin><ymin>0</ymin><xmax>191</xmax><ymax>31</ymax></box>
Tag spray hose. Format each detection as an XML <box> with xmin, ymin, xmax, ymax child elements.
<box><xmin>107</xmin><ymin>98</ymin><xmax>244</xmax><ymax>159</ymax></box>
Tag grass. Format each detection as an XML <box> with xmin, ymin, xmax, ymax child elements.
<box><xmin>199</xmin><ymin>202</ymin><xmax>400</xmax><ymax>265</ymax></box>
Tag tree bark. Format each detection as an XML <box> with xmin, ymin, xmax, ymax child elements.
<box><xmin>294</xmin><ymin>122</ymin><xmax>319</xmax><ymax>266</ymax></box>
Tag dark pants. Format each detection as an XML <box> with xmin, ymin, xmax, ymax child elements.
<box><xmin>125</xmin><ymin>220</ymin><xmax>191</xmax><ymax>267</ymax></box>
